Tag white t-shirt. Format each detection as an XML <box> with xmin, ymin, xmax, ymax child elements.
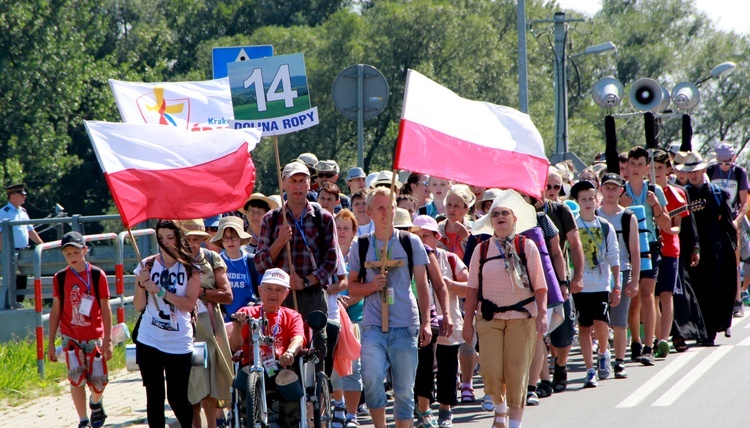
<box><xmin>434</xmin><ymin>248</ymin><xmax>466</xmax><ymax>346</ymax></box>
<box><xmin>134</xmin><ymin>257</ymin><xmax>195</xmax><ymax>354</ymax></box>
<box><xmin>326</xmin><ymin>245</ymin><xmax>348</xmax><ymax>324</ymax></box>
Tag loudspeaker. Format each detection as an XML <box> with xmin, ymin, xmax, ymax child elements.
<box><xmin>629</xmin><ymin>78</ymin><xmax>665</xmax><ymax>112</ymax></box>
<box><xmin>671</xmin><ymin>82</ymin><xmax>700</xmax><ymax>110</ymax></box>
<box><xmin>592</xmin><ymin>77</ymin><xmax>625</xmax><ymax>109</ymax></box>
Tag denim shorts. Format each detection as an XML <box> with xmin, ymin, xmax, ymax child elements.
<box><xmin>360</xmin><ymin>325</ymin><xmax>418</xmax><ymax>420</ymax></box>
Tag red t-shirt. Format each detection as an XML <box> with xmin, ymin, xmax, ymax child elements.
<box><xmin>660</xmin><ymin>185</ymin><xmax>689</xmax><ymax>258</ymax></box>
<box><xmin>237</xmin><ymin>305</ymin><xmax>305</xmax><ymax>366</ymax></box>
<box><xmin>53</xmin><ymin>264</ymin><xmax>110</xmax><ymax>341</ymax></box>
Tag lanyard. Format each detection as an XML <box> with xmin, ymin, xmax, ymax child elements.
<box><xmin>372</xmin><ymin>231</ymin><xmax>397</xmax><ymax>262</ymax></box>
<box><xmin>625</xmin><ymin>182</ymin><xmax>647</xmax><ymax>207</ymax></box>
<box><xmin>70</xmin><ymin>263</ymin><xmax>92</xmax><ymax>295</ymax></box>
<box><xmin>492</xmin><ymin>239</ymin><xmax>511</xmax><ymax>270</ymax></box>
<box><xmin>292</xmin><ymin>210</ymin><xmax>311</xmax><ymax>249</ymax></box>
<box><xmin>718</xmin><ymin>167</ymin><xmax>732</xmax><ymax>191</ymax></box>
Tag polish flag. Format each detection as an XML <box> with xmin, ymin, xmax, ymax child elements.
<box><xmin>84</xmin><ymin>121</ymin><xmax>262</xmax><ymax>227</ymax></box>
<box><xmin>395</xmin><ymin>70</ymin><xmax>548</xmax><ymax>199</ymax></box>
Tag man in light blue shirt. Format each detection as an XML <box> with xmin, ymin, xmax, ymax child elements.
<box><xmin>0</xmin><ymin>183</ymin><xmax>44</xmax><ymax>304</ymax></box>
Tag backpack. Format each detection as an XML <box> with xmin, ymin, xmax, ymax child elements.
<box><xmin>476</xmin><ymin>235</ymin><xmax>535</xmax><ymax>318</ymax></box>
<box><xmin>618</xmin><ymin>209</ymin><xmax>635</xmax><ymax>262</ymax></box>
<box><xmin>357</xmin><ymin>230</ymin><xmax>413</xmax><ymax>283</ymax></box>
<box><xmin>55</xmin><ymin>266</ymin><xmax>104</xmax><ymax>313</ymax></box>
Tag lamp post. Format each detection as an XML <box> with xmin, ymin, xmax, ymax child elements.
<box><xmin>546</xmin><ymin>12</ymin><xmax>616</xmax><ymax>171</ymax></box>
<box><xmin>695</xmin><ymin>61</ymin><xmax>737</xmax><ymax>87</ymax></box>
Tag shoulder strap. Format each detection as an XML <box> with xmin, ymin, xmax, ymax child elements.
<box><xmin>620</xmin><ymin>209</ymin><xmax>634</xmax><ymax>261</ymax></box>
<box><xmin>91</xmin><ymin>267</ymin><xmax>102</xmax><ymax>304</ymax></box>
<box><xmin>477</xmin><ymin>239</ymin><xmax>492</xmax><ymax>301</ymax></box>
<box><xmin>447</xmin><ymin>251</ymin><xmax>458</xmax><ymax>280</ymax></box>
<box><xmin>513</xmin><ymin>235</ymin><xmax>533</xmax><ymax>291</ymax></box>
<box><xmin>598</xmin><ymin>217</ymin><xmax>610</xmax><ymax>252</ymax></box>
<box><xmin>311</xmin><ymin>203</ymin><xmax>326</xmax><ymax>260</ymax></box>
<box><xmin>398</xmin><ymin>230</ymin><xmax>414</xmax><ymax>279</ymax></box>
<box><xmin>357</xmin><ymin>235</ymin><xmax>370</xmax><ymax>283</ymax></box>
<box><xmin>56</xmin><ymin>268</ymin><xmax>67</xmax><ymax>312</ymax></box>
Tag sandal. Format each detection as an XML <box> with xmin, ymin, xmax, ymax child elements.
<box><xmin>492</xmin><ymin>411</ymin><xmax>507</xmax><ymax>428</ymax></box>
<box><xmin>460</xmin><ymin>385</ymin><xmax>475</xmax><ymax>403</ymax></box>
<box><xmin>672</xmin><ymin>336</ymin><xmax>688</xmax><ymax>353</ymax></box>
<box><xmin>416</xmin><ymin>410</ymin><xmax>438</xmax><ymax>428</ymax></box>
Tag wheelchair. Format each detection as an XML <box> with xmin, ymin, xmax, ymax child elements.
<box><xmin>228</xmin><ymin>310</ymin><xmax>332</xmax><ymax>428</ymax></box>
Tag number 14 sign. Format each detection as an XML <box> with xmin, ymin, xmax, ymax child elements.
<box><xmin>227</xmin><ymin>53</ymin><xmax>319</xmax><ymax>137</ymax></box>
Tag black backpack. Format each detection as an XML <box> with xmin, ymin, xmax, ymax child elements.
<box><xmin>55</xmin><ymin>266</ymin><xmax>104</xmax><ymax>312</ymax></box>
<box><xmin>476</xmin><ymin>235</ymin><xmax>535</xmax><ymax>319</ymax></box>
<box><xmin>357</xmin><ymin>230</ymin><xmax>414</xmax><ymax>282</ymax></box>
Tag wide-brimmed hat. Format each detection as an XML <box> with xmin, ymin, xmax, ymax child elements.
<box><xmin>370</xmin><ymin>171</ymin><xmax>403</xmax><ymax>189</ymax></box>
<box><xmin>393</xmin><ymin>208</ymin><xmax>417</xmax><ymax>231</ymax></box>
<box><xmin>210</xmin><ymin>216</ymin><xmax>252</xmax><ymax>248</ymax></box>
<box><xmin>674</xmin><ymin>151</ymin><xmax>707</xmax><ymax>172</ymax></box>
<box><xmin>413</xmin><ymin>215</ymin><xmax>441</xmax><ymax>240</ymax></box>
<box><xmin>346</xmin><ymin>167</ymin><xmax>366</xmax><ymax>181</ymax></box>
<box><xmin>240</xmin><ymin>193</ymin><xmax>279</xmax><ymax>215</ymax></box>
<box><xmin>296</xmin><ymin>153</ymin><xmax>318</xmax><ymax>168</ymax></box>
<box><xmin>315</xmin><ymin>160</ymin><xmax>339</xmax><ymax>175</ymax></box>
<box><xmin>181</xmin><ymin>219</ymin><xmax>210</xmax><ymax>239</ymax></box>
<box><xmin>715</xmin><ymin>142</ymin><xmax>736</xmax><ymax>162</ymax></box>
<box><xmin>472</xmin><ymin>189</ymin><xmax>537</xmax><ymax>236</ymax></box>
<box><xmin>478</xmin><ymin>188</ymin><xmax>502</xmax><ymax>204</ymax></box>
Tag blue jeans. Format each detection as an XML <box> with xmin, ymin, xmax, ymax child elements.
<box><xmin>361</xmin><ymin>325</ymin><xmax>419</xmax><ymax>421</ymax></box>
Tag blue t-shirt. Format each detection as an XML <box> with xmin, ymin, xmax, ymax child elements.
<box><xmin>349</xmin><ymin>231</ymin><xmax>428</xmax><ymax>328</ymax></box>
<box><xmin>221</xmin><ymin>249</ymin><xmax>258</xmax><ymax>321</ymax></box>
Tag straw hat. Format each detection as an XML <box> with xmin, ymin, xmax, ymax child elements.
<box><xmin>240</xmin><ymin>193</ymin><xmax>279</xmax><ymax>215</ymax></box>
<box><xmin>210</xmin><ymin>216</ymin><xmax>252</xmax><ymax>248</ymax></box>
<box><xmin>181</xmin><ymin>219</ymin><xmax>209</xmax><ymax>239</ymax></box>
<box><xmin>673</xmin><ymin>151</ymin><xmax>707</xmax><ymax>172</ymax></box>
<box><xmin>393</xmin><ymin>208</ymin><xmax>417</xmax><ymax>231</ymax></box>
<box><xmin>371</xmin><ymin>171</ymin><xmax>403</xmax><ymax>189</ymax></box>
<box><xmin>471</xmin><ymin>189</ymin><xmax>537</xmax><ymax>236</ymax></box>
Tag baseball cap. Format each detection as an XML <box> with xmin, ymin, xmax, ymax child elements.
<box><xmin>600</xmin><ymin>173</ymin><xmax>625</xmax><ymax>187</ymax></box>
<box><xmin>569</xmin><ymin>180</ymin><xmax>596</xmax><ymax>200</ymax></box>
<box><xmin>282</xmin><ymin>162</ymin><xmax>311</xmax><ymax>179</ymax></box>
<box><xmin>715</xmin><ymin>142</ymin><xmax>735</xmax><ymax>162</ymax></box>
<box><xmin>61</xmin><ymin>231</ymin><xmax>86</xmax><ymax>249</ymax></box>
<box><xmin>261</xmin><ymin>268</ymin><xmax>291</xmax><ymax>288</ymax></box>
<box><xmin>413</xmin><ymin>215</ymin><xmax>441</xmax><ymax>239</ymax></box>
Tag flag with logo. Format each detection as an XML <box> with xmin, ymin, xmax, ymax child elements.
<box><xmin>85</xmin><ymin>121</ymin><xmax>261</xmax><ymax>227</ymax></box>
<box><xmin>394</xmin><ymin>70</ymin><xmax>549</xmax><ymax>199</ymax></box>
<box><xmin>109</xmin><ymin>78</ymin><xmax>234</xmax><ymax>130</ymax></box>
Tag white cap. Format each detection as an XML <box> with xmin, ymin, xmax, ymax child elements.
<box><xmin>261</xmin><ymin>268</ymin><xmax>291</xmax><ymax>288</ymax></box>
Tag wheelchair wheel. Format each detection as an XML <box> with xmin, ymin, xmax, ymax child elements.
<box><xmin>245</xmin><ymin>371</ymin><xmax>265</xmax><ymax>428</ymax></box>
<box><xmin>313</xmin><ymin>371</ymin><xmax>331</xmax><ymax>428</ymax></box>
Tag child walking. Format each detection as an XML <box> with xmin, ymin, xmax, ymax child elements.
<box><xmin>48</xmin><ymin>231</ymin><xmax>113</xmax><ymax>428</ymax></box>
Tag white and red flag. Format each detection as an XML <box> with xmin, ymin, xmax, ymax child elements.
<box><xmin>84</xmin><ymin>121</ymin><xmax>261</xmax><ymax>227</ymax></box>
<box><xmin>109</xmin><ymin>78</ymin><xmax>234</xmax><ymax>130</ymax></box>
<box><xmin>394</xmin><ymin>70</ymin><xmax>548</xmax><ymax>199</ymax></box>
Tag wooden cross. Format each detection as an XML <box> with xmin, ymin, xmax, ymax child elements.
<box><xmin>364</xmin><ymin>260</ymin><xmax>404</xmax><ymax>271</ymax></box>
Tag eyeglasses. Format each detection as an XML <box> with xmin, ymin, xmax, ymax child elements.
<box><xmin>318</xmin><ymin>173</ymin><xmax>335</xmax><ymax>179</ymax></box>
<box><xmin>546</xmin><ymin>184</ymin><xmax>562</xmax><ymax>191</ymax></box>
<box><xmin>221</xmin><ymin>235</ymin><xmax>240</xmax><ymax>242</ymax></box>
<box><xmin>207</xmin><ymin>226</ymin><xmax>219</xmax><ymax>232</ymax></box>
<box><xmin>491</xmin><ymin>210</ymin><xmax>513</xmax><ymax>218</ymax></box>
<box><xmin>246</xmin><ymin>208</ymin><xmax>267</xmax><ymax>217</ymax></box>
<box><xmin>720</xmin><ymin>161</ymin><xmax>733</xmax><ymax>165</ymax></box>
<box><xmin>422</xmin><ymin>181</ymin><xmax>429</xmax><ymax>186</ymax></box>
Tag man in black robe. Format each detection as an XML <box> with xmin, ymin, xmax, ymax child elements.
<box><xmin>674</xmin><ymin>152</ymin><xmax>737</xmax><ymax>346</ymax></box>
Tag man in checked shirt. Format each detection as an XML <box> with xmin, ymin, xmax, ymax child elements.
<box><xmin>255</xmin><ymin>161</ymin><xmax>339</xmax><ymax>372</ymax></box>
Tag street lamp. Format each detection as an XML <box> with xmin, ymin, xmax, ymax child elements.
<box><xmin>548</xmin><ymin>12</ymin><xmax>616</xmax><ymax>171</ymax></box>
<box><xmin>695</xmin><ymin>61</ymin><xmax>737</xmax><ymax>86</ymax></box>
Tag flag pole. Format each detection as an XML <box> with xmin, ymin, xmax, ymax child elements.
<box><xmin>127</xmin><ymin>227</ymin><xmax>145</xmax><ymax>268</ymax></box>
<box><xmin>380</xmin><ymin>170</ymin><xmax>398</xmax><ymax>332</ymax></box>
<box><xmin>273</xmin><ymin>135</ymin><xmax>298</xmax><ymax>311</ymax></box>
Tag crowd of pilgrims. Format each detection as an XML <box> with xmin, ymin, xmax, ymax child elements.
<box><xmin>135</xmin><ymin>143</ymin><xmax>750</xmax><ymax>428</ymax></box>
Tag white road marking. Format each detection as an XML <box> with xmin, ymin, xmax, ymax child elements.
<box><xmin>616</xmin><ymin>348</ymin><xmax>704</xmax><ymax>408</ymax></box>
<box><xmin>652</xmin><ymin>345</ymin><xmax>733</xmax><ymax>407</ymax></box>
<box><xmin>738</xmin><ymin>334</ymin><xmax>750</xmax><ymax>346</ymax></box>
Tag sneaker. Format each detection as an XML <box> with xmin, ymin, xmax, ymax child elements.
<box><xmin>597</xmin><ymin>352</ymin><xmax>611</xmax><ymax>380</ymax></box>
<box><xmin>526</xmin><ymin>391</ymin><xmax>540</xmax><ymax>406</ymax></box>
<box><xmin>614</xmin><ymin>361</ymin><xmax>628</xmax><ymax>379</ymax></box>
<box><xmin>481</xmin><ymin>395</ymin><xmax>495</xmax><ymax>412</ymax></box>
<box><xmin>78</xmin><ymin>421</ymin><xmax>90</xmax><ymax>428</ymax></box>
<box><xmin>416</xmin><ymin>410</ymin><xmax>438</xmax><ymax>428</ymax></box>
<box><xmin>552</xmin><ymin>362</ymin><xmax>568</xmax><ymax>392</ymax></box>
<box><xmin>357</xmin><ymin>404</ymin><xmax>369</xmax><ymax>416</ymax></box>
<box><xmin>656</xmin><ymin>339</ymin><xmax>670</xmax><ymax>358</ymax></box>
<box><xmin>89</xmin><ymin>399</ymin><xmax>107</xmax><ymax>428</ymax></box>
<box><xmin>733</xmin><ymin>301</ymin><xmax>744</xmax><ymax>318</ymax></box>
<box><xmin>437</xmin><ymin>409</ymin><xmax>453</xmax><ymax>427</ymax></box>
<box><xmin>536</xmin><ymin>380</ymin><xmax>553</xmax><ymax>398</ymax></box>
<box><xmin>742</xmin><ymin>291</ymin><xmax>750</xmax><ymax>306</ymax></box>
<box><xmin>630</xmin><ymin>342</ymin><xmax>643</xmax><ymax>363</ymax></box>
<box><xmin>640</xmin><ymin>346</ymin><xmax>655</xmax><ymax>366</ymax></box>
<box><xmin>583</xmin><ymin>368</ymin><xmax>598</xmax><ymax>388</ymax></box>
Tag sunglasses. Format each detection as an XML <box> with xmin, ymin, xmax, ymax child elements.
<box><xmin>546</xmin><ymin>184</ymin><xmax>562</xmax><ymax>191</ymax></box>
<box><xmin>318</xmin><ymin>173</ymin><xmax>335</xmax><ymax>179</ymax></box>
<box><xmin>491</xmin><ymin>210</ymin><xmax>513</xmax><ymax>218</ymax></box>
<box><xmin>720</xmin><ymin>161</ymin><xmax>733</xmax><ymax>165</ymax></box>
<box><xmin>157</xmin><ymin>219</ymin><xmax>175</xmax><ymax>227</ymax></box>
<box><xmin>207</xmin><ymin>226</ymin><xmax>219</xmax><ymax>232</ymax></box>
